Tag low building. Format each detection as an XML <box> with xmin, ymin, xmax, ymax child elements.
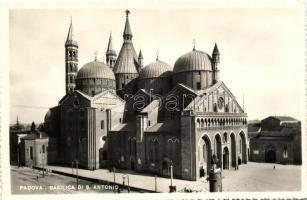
<box><xmin>249</xmin><ymin>116</ymin><xmax>301</xmax><ymax>165</ymax></box>
<box><xmin>19</xmin><ymin>130</ymin><xmax>57</xmax><ymax>167</ymax></box>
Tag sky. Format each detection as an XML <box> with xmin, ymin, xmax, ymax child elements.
<box><xmin>9</xmin><ymin>7</ymin><xmax>304</xmax><ymax>124</ymax></box>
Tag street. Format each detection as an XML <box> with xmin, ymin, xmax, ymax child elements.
<box><xmin>11</xmin><ymin>162</ymin><xmax>301</xmax><ymax>194</ymax></box>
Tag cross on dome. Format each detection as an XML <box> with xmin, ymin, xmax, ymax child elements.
<box><xmin>156</xmin><ymin>50</ymin><xmax>159</xmax><ymax>61</ymax></box>
<box><xmin>193</xmin><ymin>38</ymin><xmax>196</xmax><ymax>51</ymax></box>
<box><xmin>94</xmin><ymin>51</ymin><xmax>98</xmax><ymax>61</ymax></box>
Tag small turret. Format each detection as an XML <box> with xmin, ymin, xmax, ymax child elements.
<box><xmin>212</xmin><ymin>42</ymin><xmax>220</xmax><ymax>84</ymax></box>
<box><xmin>106</xmin><ymin>32</ymin><xmax>117</xmax><ymax>68</ymax></box>
<box><xmin>138</xmin><ymin>49</ymin><xmax>144</xmax><ymax>71</ymax></box>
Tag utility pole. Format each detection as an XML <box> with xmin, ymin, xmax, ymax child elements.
<box><xmin>17</xmin><ymin>147</ymin><xmax>20</xmax><ymax>167</ymax></box>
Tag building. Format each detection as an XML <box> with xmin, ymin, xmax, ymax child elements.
<box><xmin>45</xmin><ymin>10</ymin><xmax>248</xmax><ymax>181</ymax></box>
<box><xmin>19</xmin><ymin>130</ymin><xmax>57</xmax><ymax>167</ymax></box>
<box><xmin>249</xmin><ymin>116</ymin><xmax>301</xmax><ymax>165</ymax></box>
<box><xmin>9</xmin><ymin>118</ymin><xmax>32</xmax><ymax>164</ymax></box>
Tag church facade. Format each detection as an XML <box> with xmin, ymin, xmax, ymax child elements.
<box><xmin>45</xmin><ymin>10</ymin><xmax>248</xmax><ymax>181</ymax></box>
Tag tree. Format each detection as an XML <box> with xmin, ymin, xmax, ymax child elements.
<box><xmin>31</xmin><ymin>122</ymin><xmax>36</xmax><ymax>132</ymax></box>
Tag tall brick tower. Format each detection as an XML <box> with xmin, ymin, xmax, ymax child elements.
<box><xmin>65</xmin><ymin>18</ymin><xmax>78</xmax><ymax>94</ymax></box>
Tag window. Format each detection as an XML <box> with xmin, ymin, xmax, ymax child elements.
<box><xmin>148</xmin><ymin>120</ymin><xmax>151</xmax><ymax>126</ymax></box>
<box><xmin>101</xmin><ymin>120</ymin><xmax>104</xmax><ymax>129</ymax></box>
<box><xmin>122</xmin><ymin>83</ymin><xmax>125</xmax><ymax>88</ymax></box>
<box><xmin>91</xmin><ymin>90</ymin><xmax>95</xmax><ymax>96</ymax></box>
<box><xmin>283</xmin><ymin>147</ymin><xmax>288</xmax><ymax>158</ymax></box>
<box><xmin>119</xmin><ymin>118</ymin><xmax>122</xmax><ymax>123</ymax></box>
<box><xmin>225</xmin><ymin>104</ymin><xmax>229</xmax><ymax>112</ymax></box>
<box><xmin>80</xmin><ymin>120</ymin><xmax>84</xmax><ymax>129</ymax></box>
<box><xmin>102</xmin><ymin>151</ymin><xmax>108</xmax><ymax>160</ymax></box>
<box><xmin>42</xmin><ymin>145</ymin><xmax>45</xmax><ymax>154</ymax></box>
<box><xmin>223</xmin><ymin>133</ymin><xmax>227</xmax><ymax>143</ymax></box>
<box><xmin>196</xmin><ymin>82</ymin><xmax>201</xmax><ymax>90</ymax></box>
<box><xmin>30</xmin><ymin>146</ymin><xmax>33</xmax><ymax>160</ymax></box>
<box><xmin>213</xmin><ymin>103</ymin><xmax>217</xmax><ymax>112</ymax></box>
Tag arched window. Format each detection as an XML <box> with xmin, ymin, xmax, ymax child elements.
<box><xmin>42</xmin><ymin>145</ymin><xmax>45</xmax><ymax>154</ymax></box>
<box><xmin>283</xmin><ymin>147</ymin><xmax>288</xmax><ymax>158</ymax></box>
<box><xmin>225</xmin><ymin>104</ymin><xmax>229</xmax><ymax>112</ymax></box>
<box><xmin>213</xmin><ymin>103</ymin><xmax>217</xmax><ymax>112</ymax></box>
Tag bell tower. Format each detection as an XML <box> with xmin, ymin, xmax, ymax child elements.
<box><xmin>212</xmin><ymin>42</ymin><xmax>220</xmax><ymax>84</ymax></box>
<box><xmin>65</xmin><ymin>18</ymin><xmax>78</xmax><ymax>94</ymax></box>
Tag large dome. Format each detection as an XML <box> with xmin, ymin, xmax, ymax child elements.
<box><xmin>173</xmin><ymin>49</ymin><xmax>212</xmax><ymax>73</ymax></box>
<box><xmin>139</xmin><ymin>60</ymin><xmax>173</xmax><ymax>79</ymax></box>
<box><xmin>77</xmin><ymin>60</ymin><xmax>115</xmax><ymax>80</ymax></box>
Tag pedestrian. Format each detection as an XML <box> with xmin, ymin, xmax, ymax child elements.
<box><xmin>273</xmin><ymin>165</ymin><xmax>275</xmax><ymax>170</ymax></box>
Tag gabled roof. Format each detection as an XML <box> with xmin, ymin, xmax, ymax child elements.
<box><xmin>166</xmin><ymin>83</ymin><xmax>198</xmax><ymax>97</ymax></box>
<box><xmin>140</xmin><ymin>99</ymin><xmax>160</xmax><ymax>114</ymax></box>
<box><xmin>145</xmin><ymin>121</ymin><xmax>176</xmax><ymax>133</ymax></box>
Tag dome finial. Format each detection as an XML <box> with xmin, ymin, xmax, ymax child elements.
<box><xmin>193</xmin><ymin>38</ymin><xmax>196</xmax><ymax>51</ymax></box>
<box><xmin>94</xmin><ymin>50</ymin><xmax>98</xmax><ymax>61</ymax></box>
<box><xmin>156</xmin><ymin>50</ymin><xmax>159</xmax><ymax>61</ymax></box>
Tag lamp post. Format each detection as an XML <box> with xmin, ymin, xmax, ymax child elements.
<box><xmin>169</xmin><ymin>160</ymin><xmax>176</xmax><ymax>192</ymax></box>
<box><xmin>122</xmin><ymin>174</ymin><xmax>130</xmax><ymax>193</ymax></box>
<box><xmin>42</xmin><ymin>155</ymin><xmax>45</xmax><ymax>178</ymax></box>
<box><xmin>113</xmin><ymin>166</ymin><xmax>116</xmax><ymax>193</ymax></box>
<box><xmin>154</xmin><ymin>175</ymin><xmax>157</xmax><ymax>192</ymax></box>
<box><xmin>76</xmin><ymin>160</ymin><xmax>79</xmax><ymax>191</ymax></box>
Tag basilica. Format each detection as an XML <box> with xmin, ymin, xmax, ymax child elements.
<box><xmin>44</xmin><ymin>10</ymin><xmax>248</xmax><ymax>181</ymax></box>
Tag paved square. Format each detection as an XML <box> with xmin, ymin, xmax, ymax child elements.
<box><xmin>10</xmin><ymin>162</ymin><xmax>301</xmax><ymax>194</ymax></box>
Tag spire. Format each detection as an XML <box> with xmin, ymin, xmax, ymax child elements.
<box><xmin>66</xmin><ymin>17</ymin><xmax>73</xmax><ymax>42</ymax></box>
<box><xmin>212</xmin><ymin>42</ymin><xmax>220</xmax><ymax>55</ymax></box>
<box><xmin>193</xmin><ymin>39</ymin><xmax>196</xmax><ymax>51</ymax></box>
<box><xmin>123</xmin><ymin>9</ymin><xmax>133</xmax><ymax>41</ymax></box>
<box><xmin>138</xmin><ymin>49</ymin><xmax>143</xmax><ymax>59</ymax></box>
<box><xmin>107</xmin><ymin>32</ymin><xmax>114</xmax><ymax>52</ymax></box>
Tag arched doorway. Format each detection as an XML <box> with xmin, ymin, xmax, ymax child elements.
<box><xmin>198</xmin><ymin>135</ymin><xmax>211</xmax><ymax>178</ymax></box>
<box><xmin>239</xmin><ymin>131</ymin><xmax>247</xmax><ymax>164</ymax></box>
<box><xmin>130</xmin><ymin>157</ymin><xmax>135</xmax><ymax>170</ymax></box>
<box><xmin>266</xmin><ymin>150</ymin><xmax>276</xmax><ymax>163</ymax></box>
<box><xmin>230</xmin><ymin>133</ymin><xmax>236</xmax><ymax>168</ymax></box>
<box><xmin>265</xmin><ymin>145</ymin><xmax>276</xmax><ymax>163</ymax></box>
<box><xmin>162</xmin><ymin>159</ymin><xmax>170</xmax><ymax>177</ymax></box>
<box><xmin>223</xmin><ymin>147</ymin><xmax>229</xmax><ymax>169</ymax></box>
<box><xmin>214</xmin><ymin>134</ymin><xmax>222</xmax><ymax>168</ymax></box>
